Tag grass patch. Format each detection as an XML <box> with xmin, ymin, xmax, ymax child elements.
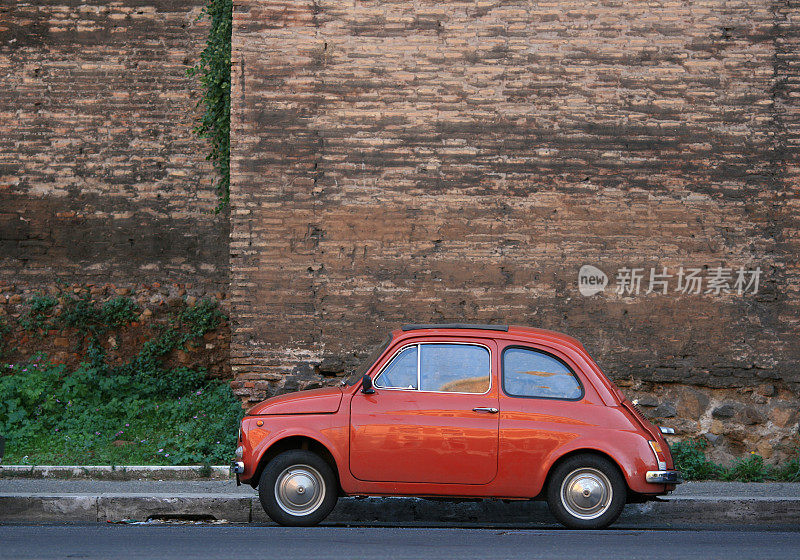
<box><xmin>19</xmin><ymin>293</ymin><xmax>58</xmax><ymax>333</ymax></box>
<box><xmin>1</xmin><ymin>358</ymin><xmax>241</xmax><ymax>466</ymax></box>
<box><xmin>669</xmin><ymin>438</ymin><xmax>723</xmax><ymax>480</ymax></box>
<box><xmin>1</xmin><ymin>298</ymin><xmax>241</xmax><ymax>466</ymax></box>
<box><xmin>670</xmin><ymin>437</ymin><xmax>800</xmax><ymax>482</ymax></box>
<box><xmin>18</xmin><ymin>292</ymin><xmax>141</xmax><ymax>338</ymax></box>
<box><xmin>59</xmin><ymin>293</ymin><xmax>140</xmax><ymax>336</ymax></box>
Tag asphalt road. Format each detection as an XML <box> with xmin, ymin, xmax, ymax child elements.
<box><xmin>2</xmin><ymin>525</ymin><xmax>799</xmax><ymax>560</ymax></box>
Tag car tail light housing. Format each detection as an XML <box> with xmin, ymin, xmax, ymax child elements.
<box><xmin>648</xmin><ymin>440</ymin><xmax>668</xmax><ymax>470</ymax></box>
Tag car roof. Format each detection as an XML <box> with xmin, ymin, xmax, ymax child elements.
<box><xmin>394</xmin><ymin>323</ymin><xmax>584</xmax><ymax>350</ymax></box>
<box><xmin>401</xmin><ymin>323</ymin><xmax>509</xmax><ymax>332</ymax></box>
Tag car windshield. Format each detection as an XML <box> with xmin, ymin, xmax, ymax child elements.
<box><xmin>342</xmin><ymin>334</ymin><xmax>393</xmax><ymax>387</ymax></box>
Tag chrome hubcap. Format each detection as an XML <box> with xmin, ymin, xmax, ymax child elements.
<box><xmin>560</xmin><ymin>467</ymin><xmax>612</xmax><ymax>520</ymax></box>
<box><xmin>275</xmin><ymin>465</ymin><xmax>325</xmax><ymax>516</ymax></box>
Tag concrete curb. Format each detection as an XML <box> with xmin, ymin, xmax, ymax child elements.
<box><xmin>0</xmin><ymin>465</ymin><xmax>231</xmax><ymax>480</ymax></box>
<box><xmin>2</xmin><ymin>494</ymin><xmax>799</xmax><ymax>526</ymax></box>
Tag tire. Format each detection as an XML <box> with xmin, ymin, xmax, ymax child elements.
<box><xmin>258</xmin><ymin>450</ymin><xmax>338</xmax><ymax>526</ymax></box>
<box><xmin>546</xmin><ymin>454</ymin><xmax>627</xmax><ymax>529</ymax></box>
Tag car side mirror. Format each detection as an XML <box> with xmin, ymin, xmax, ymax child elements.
<box><xmin>361</xmin><ymin>374</ymin><xmax>375</xmax><ymax>395</ymax></box>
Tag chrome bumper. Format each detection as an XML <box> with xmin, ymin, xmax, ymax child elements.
<box><xmin>646</xmin><ymin>470</ymin><xmax>683</xmax><ymax>484</ymax></box>
<box><xmin>230</xmin><ymin>461</ymin><xmax>244</xmax><ymax>475</ymax></box>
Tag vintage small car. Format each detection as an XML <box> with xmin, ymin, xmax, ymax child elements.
<box><xmin>232</xmin><ymin>324</ymin><xmax>680</xmax><ymax>529</ymax></box>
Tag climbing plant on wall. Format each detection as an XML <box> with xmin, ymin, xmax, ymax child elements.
<box><xmin>189</xmin><ymin>0</ymin><xmax>232</xmax><ymax>211</ymax></box>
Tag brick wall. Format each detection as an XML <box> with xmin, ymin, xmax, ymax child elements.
<box><xmin>230</xmin><ymin>0</ymin><xmax>799</xmax><ymax>461</ymax></box>
<box><xmin>0</xmin><ymin>0</ymin><xmax>228</xmax><ymax>294</ymax></box>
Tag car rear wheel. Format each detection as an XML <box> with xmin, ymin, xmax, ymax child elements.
<box><xmin>258</xmin><ymin>450</ymin><xmax>338</xmax><ymax>526</ymax></box>
<box><xmin>546</xmin><ymin>454</ymin><xmax>626</xmax><ymax>529</ymax></box>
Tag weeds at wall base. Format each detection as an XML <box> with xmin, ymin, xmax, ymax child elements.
<box><xmin>670</xmin><ymin>437</ymin><xmax>800</xmax><ymax>482</ymax></box>
<box><xmin>0</xmin><ymin>295</ymin><xmax>240</xmax><ymax>466</ymax></box>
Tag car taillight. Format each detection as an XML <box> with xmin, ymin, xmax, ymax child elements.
<box><xmin>648</xmin><ymin>440</ymin><xmax>667</xmax><ymax>470</ymax></box>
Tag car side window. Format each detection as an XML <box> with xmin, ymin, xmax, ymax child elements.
<box><xmin>420</xmin><ymin>344</ymin><xmax>490</xmax><ymax>394</ymax></box>
<box><xmin>374</xmin><ymin>345</ymin><xmax>418</xmax><ymax>389</ymax></box>
<box><xmin>502</xmin><ymin>347</ymin><xmax>582</xmax><ymax>400</ymax></box>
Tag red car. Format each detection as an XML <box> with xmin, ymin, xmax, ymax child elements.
<box><xmin>232</xmin><ymin>324</ymin><xmax>680</xmax><ymax>528</ymax></box>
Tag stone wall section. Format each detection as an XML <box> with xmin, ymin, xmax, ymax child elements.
<box><xmin>230</xmin><ymin>0</ymin><xmax>799</xmax><ymax>461</ymax></box>
<box><xmin>0</xmin><ymin>1</ymin><xmax>228</xmax><ymax>292</ymax></box>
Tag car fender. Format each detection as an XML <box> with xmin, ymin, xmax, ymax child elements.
<box><xmin>540</xmin><ymin>432</ymin><xmax>656</xmax><ymax>495</ymax></box>
<box><xmin>250</xmin><ymin>423</ymin><xmax>347</xmax><ymax>481</ymax></box>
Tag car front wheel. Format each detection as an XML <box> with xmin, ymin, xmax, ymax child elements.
<box><xmin>258</xmin><ymin>450</ymin><xmax>338</xmax><ymax>526</ymax></box>
<box><xmin>546</xmin><ymin>454</ymin><xmax>626</xmax><ymax>529</ymax></box>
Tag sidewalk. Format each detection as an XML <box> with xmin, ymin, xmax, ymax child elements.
<box><xmin>1</xmin><ymin>468</ymin><xmax>799</xmax><ymax>526</ymax></box>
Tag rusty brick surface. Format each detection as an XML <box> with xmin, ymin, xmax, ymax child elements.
<box><xmin>0</xmin><ymin>285</ymin><xmax>230</xmax><ymax>379</ymax></box>
<box><xmin>229</xmin><ymin>0</ymin><xmax>799</xmax><ymax>458</ymax></box>
<box><xmin>0</xmin><ymin>0</ymin><xmax>228</xmax><ymax>291</ymax></box>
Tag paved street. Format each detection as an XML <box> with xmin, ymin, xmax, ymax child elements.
<box><xmin>2</xmin><ymin>479</ymin><xmax>800</xmax><ymax>527</ymax></box>
<box><xmin>1</xmin><ymin>524</ymin><xmax>799</xmax><ymax>560</ymax></box>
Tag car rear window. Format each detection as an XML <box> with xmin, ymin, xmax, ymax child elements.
<box><xmin>502</xmin><ymin>346</ymin><xmax>582</xmax><ymax>400</ymax></box>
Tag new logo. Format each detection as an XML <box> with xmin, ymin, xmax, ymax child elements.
<box><xmin>578</xmin><ymin>265</ymin><xmax>608</xmax><ymax>296</ymax></box>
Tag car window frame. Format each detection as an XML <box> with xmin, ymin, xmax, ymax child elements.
<box><xmin>500</xmin><ymin>344</ymin><xmax>585</xmax><ymax>402</ymax></box>
<box><xmin>372</xmin><ymin>344</ymin><xmax>419</xmax><ymax>390</ymax></box>
<box><xmin>373</xmin><ymin>341</ymin><xmax>493</xmax><ymax>396</ymax></box>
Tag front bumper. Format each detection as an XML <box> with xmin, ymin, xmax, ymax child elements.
<box><xmin>646</xmin><ymin>470</ymin><xmax>683</xmax><ymax>484</ymax></box>
<box><xmin>230</xmin><ymin>461</ymin><xmax>244</xmax><ymax>475</ymax></box>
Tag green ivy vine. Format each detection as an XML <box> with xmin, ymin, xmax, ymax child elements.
<box><xmin>189</xmin><ymin>0</ymin><xmax>233</xmax><ymax>212</ymax></box>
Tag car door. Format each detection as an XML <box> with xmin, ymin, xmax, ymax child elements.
<box><xmin>349</xmin><ymin>339</ymin><xmax>499</xmax><ymax>485</ymax></box>
<box><xmin>497</xmin><ymin>342</ymin><xmax>597</xmax><ymax>494</ymax></box>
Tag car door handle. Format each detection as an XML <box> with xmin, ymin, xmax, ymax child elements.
<box><xmin>472</xmin><ymin>407</ymin><xmax>499</xmax><ymax>414</ymax></box>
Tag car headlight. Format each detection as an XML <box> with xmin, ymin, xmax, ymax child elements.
<box><xmin>235</xmin><ymin>445</ymin><xmax>243</xmax><ymax>460</ymax></box>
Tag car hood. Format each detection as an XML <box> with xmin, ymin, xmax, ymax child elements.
<box><xmin>246</xmin><ymin>387</ymin><xmax>343</xmax><ymax>416</ymax></box>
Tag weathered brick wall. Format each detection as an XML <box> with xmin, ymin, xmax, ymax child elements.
<box><xmin>0</xmin><ymin>287</ymin><xmax>230</xmax><ymax>378</ymax></box>
<box><xmin>0</xmin><ymin>0</ymin><xmax>228</xmax><ymax>295</ymax></box>
<box><xmin>230</xmin><ymin>0</ymin><xmax>799</xmax><ymax>462</ymax></box>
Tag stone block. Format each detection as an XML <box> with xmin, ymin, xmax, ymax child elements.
<box><xmin>675</xmin><ymin>387</ymin><xmax>710</xmax><ymax>420</ymax></box>
<box><xmin>0</xmin><ymin>496</ymin><xmax>97</xmax><ymax>522</ymax></box>
<box><xmin>770</xmin><ymin>402</ymin><xmax>800</xmax><ymax>429</ymax></box>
